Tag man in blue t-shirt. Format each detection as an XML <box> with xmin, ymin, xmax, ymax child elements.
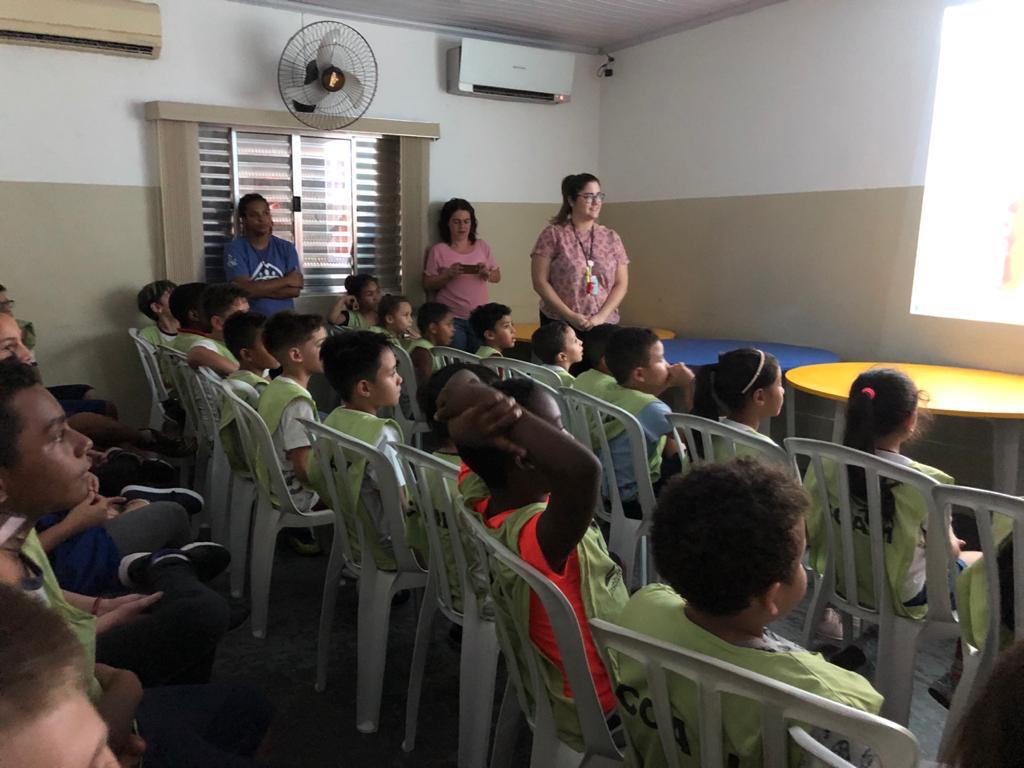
<box><xmin>224</xmin><ymin>193</ymin><xmax>303</xmax><ymax>315</ymax></box>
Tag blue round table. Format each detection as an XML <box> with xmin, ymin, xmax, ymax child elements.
<box><xmin>661</xmin><ymin>338</ymin><xmax>840</xmax><ymax>436</ymax></box>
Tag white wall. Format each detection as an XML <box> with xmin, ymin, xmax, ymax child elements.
<box><xmin>599</xmin><ymin>0</ymin><xmax>948</xmax><ymax>200</ymax></box>
<box><xmin>0</xmin><ymin>0</ymin><xmax>602</xmax><ymax>203</ymax></box>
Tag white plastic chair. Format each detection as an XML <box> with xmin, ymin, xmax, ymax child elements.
<box><xmin>432</xmin><ymin>346</ymin><xmax>482</xmax><ymax>367</ymax></box>
<box><xmin>479</xmin><ymin>356</ymin><xmax>563</xmax><ymax>390</ymax></box>
<box><xmin>220</xmin><ymin>386</ymin><xmax>334</xmax><ymax>639</ymax></box>
<box><xmin>211</xmin><ymin>376</ymin><xmax>260</xmax><ymax>598</ymax></box>
<box><xmin>394</xmin><ymin>444</ymin><xmax>501</xmax><ymax>768</ymax></box>
<box><xmin>666</xmin><ymin>413</ymin><xmax>795</xmax><ymax>476</ymax></box>
<box><xmin>459</xmin><ymin>504</ymin><xmax>624</xmax><ymax>768</ymax></box>
<box><xmin>153</xmin><ymin>346</ymin><xmax>201</xmax><ymax>489</ymax></box>
<box><xmin>785</xmin><ymin>437</ymin><xmax>959</xmax><ymax>726</ymax></box>
<box><xmin>933</xmin><ymin>485</ymin><xmax>1024</xmax><ymax>759</ymax></box>
<box><xmin>559</xmin><ymin>387</ymin><xmax>655</xmax><ymax>589</ymax></box>
<box><xmin>588</xmin><ymin>618</ymin><xmax>920</xmax><ymax>768</ymax></box>
<box><xmin>387</xmin><ymin>342</ymin><xmax>430</xmax><ymax>447</ymax></box>
<box><xmin>128</xmin><ymin>328</ymin><xmax>170</xmax><ymax>430</ymax></box>
<box><xmin>298</xmin><ymin>419</ymin><xmax>428</xmax><ymax>734</ymax></box>
<box><xmin>189</xmin><ymin>367</ymin><xmax>235</xmax><ymax>547</ymax></box>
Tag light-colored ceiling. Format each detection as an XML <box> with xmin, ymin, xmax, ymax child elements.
<box><xmin>236</xmin><ymin>0</ymin><xmax>787</xmax><ymax>52</ymax></box>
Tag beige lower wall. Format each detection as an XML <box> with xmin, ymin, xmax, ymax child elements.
<box><xmin>2</xmin><ymin>181</ymin><xmax>161</xmax><ymax>427</ymax></box>
<box><xmin>601</xmin><ymin>188</ymin><xmax>1024</xmax><ymax>489</ymax></box>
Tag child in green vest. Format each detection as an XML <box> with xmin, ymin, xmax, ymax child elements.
<box><xmin>689</xmin><ymin>348</ymin><xmax>783</xmax><ymax>459</ymax></box>
<box><xmin>318</xmin><ymin>331</ymin><xmax>408</xmax><ymax>566</ymax></box>
<box><xmin>377</xmin><ymin>293</ymin><xmax>419</xmax><ymax>347</ymax></box>
<box><xmin>185</xmin><ymin>283</ymin><xmax>248</xmax><ymax>376</ymax></box>
<box><xmin>439</xmin><ymin>370</ymin><xmax>626</xmax><ymax>749</ymax></box>
<box><xmin>530</xmin><ymin>320</ymin><xmax>583</xmax><ymax>386</ymax></box>
<box><xmin>408</xmin><ymin>301</ymin><xmax>455</xmax><ymax>388</ymax></box>
<box><xmin>615</xmin><ymin>459</ymin><xmax>882</xmax><ymax>767</ymax></box>
<box><xmin>136</xmin><ymin>279</ymin><xmax>179</xmax><ymax>350</ymax></box>
<box><xmin>169</xmin><ymin>281</ymin><xmax>208</xmax><ymax>353</ymax></box>
<box><xmin>223</xmin><ymin>311</ymin><xmax>278</xmax><ymax>390</ymax></box>
<box><xmin>469</xmin><ymin>302</ymin><xmax>515</xmax><ymax>358</ymax></box>
<box><xmin>803</xmin><ymin>368</ymin><xmax>978</xmax><ymax>623</ymax></box>
<box><xmin>572</xmin><ymin>323</ymin><xmax>617</xmax><ymax>398</ymax></box>
<box><xmin>256</xmin><ymin>312</ymin><xmax>327</xmax><ymax>511</ymax></box>
<box><xmin>603</xmin><ymin>327</ymin><xmax>694</xmax><ymax>516</ymax></box>
<box><xmin>327</xmin><ymin>273</ymin><xmax>382</xmax><ymax>330</ymax></box>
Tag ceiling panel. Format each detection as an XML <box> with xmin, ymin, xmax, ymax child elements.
<box><xmin>238</xmin><ymin>0</ymin><xmax>787</xmax><ymax>52</ymax></box>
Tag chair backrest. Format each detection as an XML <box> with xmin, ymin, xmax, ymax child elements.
<box><xmin>128</xmin><ymin>328</ymin><xmax>170</xmax><ymax>402</ymax></box>
<box><xmin>191</xmin><ymin>367</ymin><xmax>224</xmax><ymax>442</ymax></box>
<box><xmin>933</xmin><ymin>484</ymin><xmax>1024</xmax><ymax>756</ymax></box>
<box><xmin>156</xmin><ymin>346</ymin><xmax>201</xmax><ymax>436</ymax></box>
<box><xmin>388</xmin><ymin>342</ymin><xmax>428</xmax><ymax>445</ymax></box>
<box><xmin>784</xmin><ymin>437</ymin><xmax>952</xmax><ymax>624</ymax></box>
<box><xmin>459</xmin><ymin>504</ymin><xmax>622</xmax><ymax>762</ymax></box>
<box><xmin>667</xmin><ymin>413</ymin><xmax>794</xmax><ymax>476</ymax></box>
<box><xmin>479</xmin><ymin>356</ymin><xmax>563</xmax><ymax>390</ymax></box>
<box><xmin>218</xmin><ymin>382</ymin><xmax>309</xmax><ymax>517</ymax></box>
<box><xmin>559</xmin><ymin>386</ymin><xmax>656</xmax><ymax>586</ymax></box>
<box><xmin>392</xmin><ymin>444</ymin><xmax>465</xmax><ymax>618</ymax></box>
<box><xmin>299</xmin><ymin>419</ymin><xmax>424</xmax><ymax>575</ymax></box>
<box><xmin>431</xmin><ymin>346</ymin><xmax>481</xmax><ymax>367</ymax></box>
<box><xmin>588</xmin><ymin>618</ymin><xmax>920</xmax><ymax>768</ymax></box>
<box><xmin>224</xmin><ymin>377</ymin><xmax>260</xmax><ymax>407</ymax></box>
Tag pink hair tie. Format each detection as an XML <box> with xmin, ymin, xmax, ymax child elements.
<box><xmin>861</xmin><ymin>387</ymin><xmax>876</xmax><ymax>400</ymax></box>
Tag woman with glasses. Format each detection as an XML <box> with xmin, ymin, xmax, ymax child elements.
<box><xmin>530</xmin><ymin>173</ymin><xmax>630</xmax><ymax>341</ymax></box>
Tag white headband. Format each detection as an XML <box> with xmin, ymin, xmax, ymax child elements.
<box><xmin>740</xmin><ymin>349</ymin><xmax>766</xmax><ymax>394</ymax></box>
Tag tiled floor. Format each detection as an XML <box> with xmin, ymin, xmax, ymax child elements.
<box><xmin>213</xmin><ymin>546</ymin><xmax>954</xmax><ymax>766</ymax></box>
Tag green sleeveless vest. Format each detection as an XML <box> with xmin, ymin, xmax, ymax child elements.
<box><xmin>406</xmin><ymin>338</ymin><xmax>442</xmax><ymax>372</ymax></box>
<box><xmin>573</xmin><ymin>369</ymin><xmax>615</xmax><ymax>399</ymax></box>
<box><xmin>710</xmin><ymin>420</ymin><xmax>777</xmax><ymax>462</ymax></box>
<box><xmin>173</xmin><ymin>331</ymin><xmax>239</xmax><ymax>365</ymax></box>
<box><xmin>614</xmin><ymin>584</ymin><xmax>882</xmax><ymax>767</ymax></box>
<box><xmin>602</xmin><ymin>384</ymin><xmax>667</xmax><ymax>482</ymax></box>
<box><xmin>307</xmin><ymin>407</ymin><xmax>406</xmax><ymax>571</ymax></box>
<box><xmin>803</xmin><ymin>458</ymin><xmax>953</xmax><ymax>620</ymax></box>
<box><xmin>255</xmin><ymin>377</ymin><xmax>318</xmax><ymax>497</ymax></box>
<box><xmin>475</xmin><ymin>345</ymin><xmax>502</xmax><ymax>359</ymax></box>
<box><xmin>547</xmin><ymin>366</ymin><xmax>575</xmax><ymax>386</ymax></box>
<box><xmin>487</xmin><ymin>503</ymin><xmax>628</xmax><ymax>751</ymax></box>
<box><xmin>956</xmin><ymin>512</ymin><xmax>1015</xmax><ymax>651</ymax></box>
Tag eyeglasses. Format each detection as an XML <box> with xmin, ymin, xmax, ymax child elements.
<box><xmin>578</xmin><ymin>193</ymin><xmax>606</xmax><ymax>203</ymax></box>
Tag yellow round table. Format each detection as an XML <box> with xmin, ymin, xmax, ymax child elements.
<box><xmin>514</xmin><ymin>322</ymin><xmax>676</xmax><ymax>342</ymax></box>
<box><xmin>786</xmin><ymin>362</ymin><xmax>1024</xmax><ymax>492</ymax></box>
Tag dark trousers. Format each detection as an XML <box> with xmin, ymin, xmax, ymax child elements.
<box><xmin>96</xmin><ymin>561</ymin><xmax>230</xmax><ymax>687</ymax></box>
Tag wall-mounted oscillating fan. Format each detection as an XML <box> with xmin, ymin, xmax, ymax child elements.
<box><xmin>278</xmin><ymin>21</ymin><xmax>378</xmax><ymax>131</ymax></box>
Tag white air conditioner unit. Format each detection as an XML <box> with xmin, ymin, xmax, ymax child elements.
<box><xmin>447</xmin><ymin>39</ymin><xmax>574</xmax><ymax>104</ymax></box>
<box><xmin>0</xmin><ymin>0</ymin><xmax>161</xmax><ymax>59</ymax></box>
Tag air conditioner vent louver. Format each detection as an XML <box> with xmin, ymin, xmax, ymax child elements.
<box><xmin>471</xmin><ymin>84</ymin><xmax>557</xmax><ymax>102</ymax></box>
<box><xmin>0</xmin><ymin>29</ymin><xmax>154</xmax><ymax>56</ymax></box>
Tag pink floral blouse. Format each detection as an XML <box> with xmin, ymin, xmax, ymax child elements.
<box><xmin>531</xmin><ymin>223</ymin><xmax>629</xmax><ymax>323</ymax></box>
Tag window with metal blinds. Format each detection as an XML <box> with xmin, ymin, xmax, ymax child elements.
<box><xmin>198</xmin><ymin>125</ymin><xmax>401</xmax><ymax>294</ymax></box>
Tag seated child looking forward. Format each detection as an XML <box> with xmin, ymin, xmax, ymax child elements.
<box><xmin>378</xmin><ymin>294</ymin><xmax>418</xmax><ymax>346</ymax></box>
<box><xmin>408</xmin><ymin>302</ymin><xmax>455</xmax><ymax>387</ymax></box>
<box><xmin>256</xmin><ymin>312</ymin><xmax>326</xmax><ymax>507</ymax></box>
<box><xmin>572</xmin><ymin>322</ymin><xmax>617</xmax><ymax>398</ymax></box>
<box><xmin>603</xmin><ymin>327</ymin><xmax>694</xmax><ymax>511</ymax></box>
<box><xmin>441</xmin><ymin>371</ymin><xmax>625</xmax><ymax>748</ymax></box>
<box><xmin>136</xmin><ymin>279</ymin><xmax>179</xmax><ymax>349</ymax></box>
<box><xmin>530</xmin><ymin>320</ymin><xmax>583</xmax><ymax>386</ymax></box>
<box><xmin>689</xmin><ymin>348</ymin><xmax>784</xmax><ymax>458</ymax></box>
<box><xmin>469</xmin><ymin>302</ymin><xmax>515</xmax><ymax>359</ymax></box>
<box><xmin>615</xmin><ymin>459</ymin><xmax>882</xmax><ymax>767</ymax></box>
<box><xmin>328</xmin><ymin>273</ymin><xmax>382</xmax><ymax>330</ymax></box>
<box><xmin>803</xmin><ymin>368</ymin><xmax>978</xmax><ymax>620</ymax></box>
<box><xmin>186</xmin><ymin>283</ymin><xmax>249</xmax><ymax>376</ymax></box>
<box><xmin>316</xmin><ymin>331</ymin><xmax>408</xmax><ymax>567</ymax></box>
<box><xmin>223</xmin><ymin>311</ymin><xmax>278</xmax><ymax>391</ymax></box>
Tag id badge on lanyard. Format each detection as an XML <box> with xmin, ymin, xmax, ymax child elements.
<box><xmin>583</xmin><ymin>260</ymin><xmax>600</xmax><ymax>298</ymax></box>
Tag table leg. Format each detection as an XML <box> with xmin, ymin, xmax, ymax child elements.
<box><xmin>991</xmin><ymin>420</ymin><xmax>1021</xmax><ymax>495</ymax></box>
<box><xmin>785</xmin><ymin>382</ymin><xmax>796</xmax><ymax>438</ymax></box>
<box><xmin>831</xmin><ymin>402</ymin><xmax>845</xmax><ymax>443</ymax></box>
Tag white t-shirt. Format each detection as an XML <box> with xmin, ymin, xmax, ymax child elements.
<box><xmin>272</xmin><ymin>378</ymin><xmax>317</xmax><ymax>507</ymax></box>
<box><xmin>360</xmin><ymin>424</ymin><xmax>406</xmax><ymax>542</ymax></box>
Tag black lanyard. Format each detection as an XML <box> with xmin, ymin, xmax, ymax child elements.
<box><xmin>573</xmin><ymin>225</ymin><xmax>595</xmax><ymax>263</ymax></box>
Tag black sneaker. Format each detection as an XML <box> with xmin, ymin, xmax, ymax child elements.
<box><xmin>181</xmin><ymin>542</ymin><xmax>231</xmax><ymax>582</ymax></box>
<box><xmin>139</xmin><ymin>458</ymin><xmax>178</xmax><ymax>487</ymax></box>
<box><xmin>118</xmin><ymin>543</ymin><xmax>230</xmax><ymax>589</ymax></box>
<box><xmin>120</xmin><ymin>485</ymin><xmax>204</xmax><ymax>517</ymax></box>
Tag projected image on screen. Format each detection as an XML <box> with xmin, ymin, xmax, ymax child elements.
<box><xmin>911</xmin><ymin>1</ymin><xmax>1024</xmax><ymax>325</ymax></box>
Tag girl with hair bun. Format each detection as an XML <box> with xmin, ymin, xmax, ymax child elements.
<box><xmin>530</xmin><ymin>173</ymin><xmax>630</xmax><ymax>348</ymax></box>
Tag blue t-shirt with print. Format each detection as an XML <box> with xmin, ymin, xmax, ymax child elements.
<box><xmin>224</xmin><ymin>235</ymin><xmax>301</xmax><ymax>315</ymax></box>
<box><xmin>609</xmin><ymin>399</ymin><xmax>673</xmax><ymax>502</ymax></box>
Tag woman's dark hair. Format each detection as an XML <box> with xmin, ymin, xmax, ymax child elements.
<box><xmin>944</xmin><ymin>639</ymin><xmax>1024</xmax><ymax>767</ymax></box>
<box><xmin>378</xmin><ymin>294</ymin><xmax>410</xmax><ymax>325</ymax></box>
<box><xmin>344</xmin><ymin>273</ymin><xmax>379</xmax><ymax>297</ymax></box>
<box><xmin>691</xmin><ymin>348</ymin><xmax>780</xmax><ymax>420</ymax></box>
<box><xmin>236</xmin><ymin>193</ymin><xmax>268</xmax><ymax>220</ymax></box>
<box><xmin>438</xmin><ymin>199</ymin><xmax>478</xmax><ymax>245</ymax></box>
<box><xmin>843</xmin><ymin>368</ymin><xmax>925</xmax><ymax>527</ymax></box>
<box><xmin>550</xmin><ymin>173</ymin><xmax>600</xmax><ymax>225</ymax></box>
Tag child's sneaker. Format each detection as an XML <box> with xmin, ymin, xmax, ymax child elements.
<box><xmin>120</xmin><ymin>485</ymin><xmax>204</xmax><ymax>517</ymax></box>
<box><xmin>181</xmin><ymin>542</ymin><xmax>231</xmax><ymax>582</ymax></box>
<box><xmin>119</xmin><ymin>543</ymin><xmax>230</xmax><ymax>589</ymax></box>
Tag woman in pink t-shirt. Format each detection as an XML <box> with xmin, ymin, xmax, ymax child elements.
<box><xmin>530</xmin><ymin>173</ymin><xmax>630</xmax><ymax>333</ymax></box>
<box><xmin>423</xmin><ymin>199</ymin><xmax>501</xmax><ymax>351</ymax></box>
